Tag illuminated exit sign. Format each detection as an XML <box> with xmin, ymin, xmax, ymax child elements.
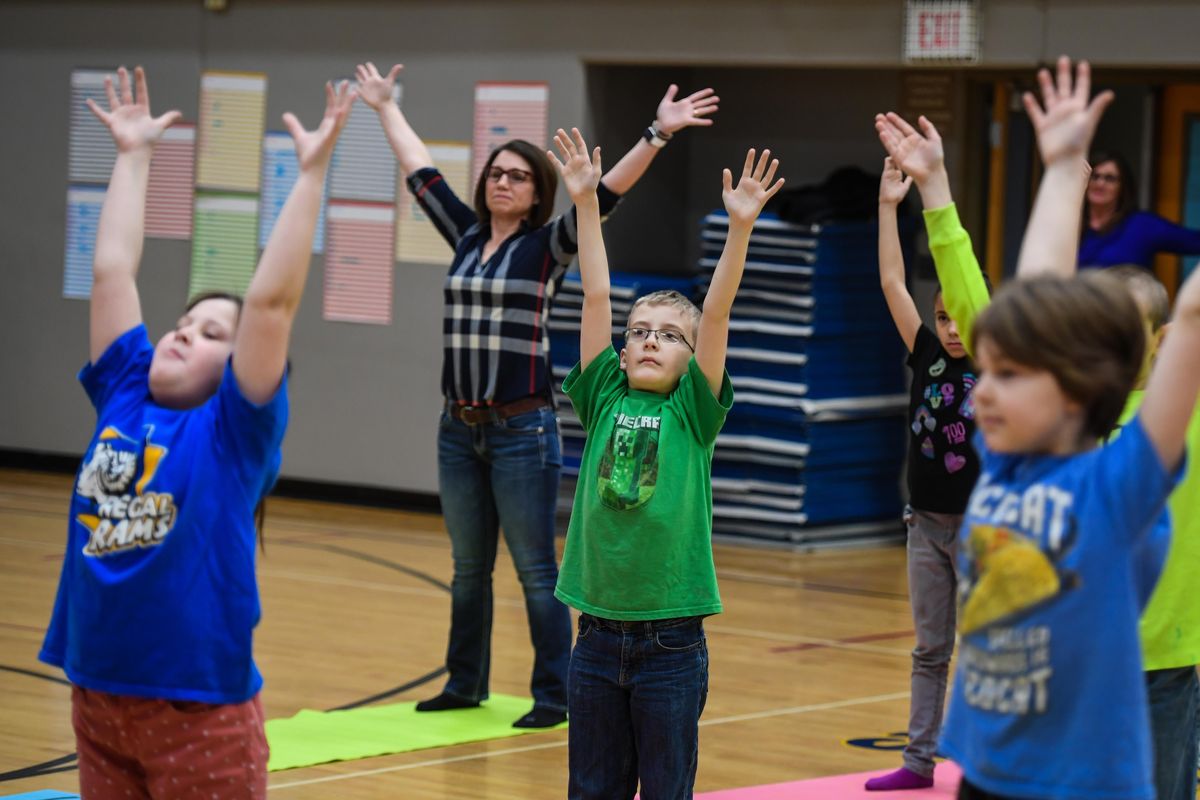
<box><xmin>904</xmin><ymin>0</ymin><xmax>980</xmax><ymax>63</ymax></box>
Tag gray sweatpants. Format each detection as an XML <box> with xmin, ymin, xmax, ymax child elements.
<box><xmin>902</xmin><ymin>506</ymin><xmax>961</xmax><ymax>777</ymax></box>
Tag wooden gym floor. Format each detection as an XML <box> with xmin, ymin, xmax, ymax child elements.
<box><xmin>1</xmin><ymin>467</ymin><xmax>920</xmax><ymax>799</ymax></box>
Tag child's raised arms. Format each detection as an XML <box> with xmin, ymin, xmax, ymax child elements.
<box><xmin>86</xmin><ymin>66</ymin><xmax>182</xmax><ymax>363</ymax></box>
<box><xmin>875</xmin><ymin>112</ymin><xmax>990</xmax><ymax>354</ymax></box>
<box><xmin>232</xmin><ymin>81</ymin><xmax>356</xmax><ymax>404</ymax></box>
<box><xmin>547</xmin><ymin>127</ymin><xmax>611</xmax><ymax>372</ymax></box>
<box><xmin>874</xmin><ymin>112</ymin><xmax>952</xmax><ymax>210</ymax></box>
<box><xmin>877</xmin><ymin>157</ymin><xmax>920</xmax><ymax>352</ymax></box>
<box><xmin>695</xmin><ymin>149</ymin><xmax>784</xmax><ymax>394</ymax></box>
<box><xmin>1141</xmin><ymin>258</ymin><xmax>1200</xmax><ymax>471</ymax></box>
<box><xmin>1017</xmin><ymin>57</ymin><xmax>1113</xmax><ymax>278</ymax></box>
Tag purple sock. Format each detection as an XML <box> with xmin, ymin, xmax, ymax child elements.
<box><xmin>864</xmin><ymin>766</ymin><xmax>935</xmax><ymax>791</ymax></box>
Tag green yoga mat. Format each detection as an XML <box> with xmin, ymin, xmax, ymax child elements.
<box><xmin>266</xmin><ymin>694</ymin><xmax>566</xmax><ymax>771</ymax></box>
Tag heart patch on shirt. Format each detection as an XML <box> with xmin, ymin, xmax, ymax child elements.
<box><xmin>944</xmin><ymin>452</ymin><xmax>967</xmax><ymax>473</ymax></box>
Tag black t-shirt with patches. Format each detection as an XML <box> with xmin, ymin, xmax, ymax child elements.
<box><xmin>906</xmin><ymin>325</ymin><xmax>979</xmax><ymax>514</ymax></box>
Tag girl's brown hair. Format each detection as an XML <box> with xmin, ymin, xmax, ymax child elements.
<box><xmin>472</xmin><ymin>140</ymin><xmax>558</xmax><ymax>229</ymax></box>
<box><xmin>970</xmin><ymin>274</ymin><xmax>1145</xmax><ymax>440</ymax></box>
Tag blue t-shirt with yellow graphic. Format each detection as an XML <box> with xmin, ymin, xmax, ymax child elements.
<box><xmin>940</xmin><ymin>417</ymin><xmax>1178</xmax><ymax>800</ymax></box>
<box><xmin>39</xmin><ymin>325</ymin><xmax>287</xmax><ymax>704</ymax></box>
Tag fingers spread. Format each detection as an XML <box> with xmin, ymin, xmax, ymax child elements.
<box><xmin>85</xmin><ymin>97</ymin><xmax>110</xmax><ymax>125</ymax></box>
<box><xmin>282</xmin><ymin>111</ymin><xmax>304</xmax><ymax>141</ymax></box>
<box><xmin>762</xmin><ymin>157</ymin><xmax>779</xmax><ymax>187</ymax></box>
<box><xmin>105</xmin><ymin>74</ymin><xmax>119</xmax><ymax>111</ymax></box>
<box><xmin>134</xmin><ymin>66</ymin><xmax>149</xmax><ymax>108</ymax></box>
<box><xmin>117</xmin><ymin>66</ymin><xmax>133</xmax><ymax>106</ymax></box>
<box><xmin>742</xmin><ymin>148</ymin><xmax>756</xmax><ymax>178</ymax></box>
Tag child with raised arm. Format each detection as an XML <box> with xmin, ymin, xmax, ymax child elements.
<box><xmin>38</xmin><ymin>66</ymin><xmax>354</xmax><ymax>799</ymax></box>
<box><xmin>546</xmin><ymin>127</ymin><xmax>782</xmax><ymax>800</ymax></box>
<box><xmin>880</xmin><ymin>59</ymin><xmax>1199</xmax><ymax>800</ymax></box>
<box><xmin>863</xmin><ymin>157</ymin><xmax>980</xmax><ymax>792</ymax></box>
<box><xmin>884</xmin><ymin>58</ymin><xmax>1196</xmax><ymax>800</ymax></box>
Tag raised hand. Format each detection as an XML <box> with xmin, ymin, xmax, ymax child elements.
<box><xmin>722</xmin><ymin>148</ymin><xmax>784</xmax><ymax>226</ymax></box>
<box><xmin>879</xmin><ymin>157</ymin><xmax>913</xmax><ymax>206</ymax></box>
<box><xmin>86</xmin><ymin>66</ymin><xmax>182</xmax><ymax>154</ymax></box>
<box><xmin>354</xmin><ymin>61</ymin><xmax>401</xmax><ymax>110</ymax></box>
<box><xmin>874</xmin><ymin>112</ymin><xmax>944</xmax><ymax>184</ymax></box>
<box><xmin>547</xmin><ymin>127</ymin><xmax>602</xmax><ymax>202</ymax></box>
<box><xmin>284</xmin><ymin>81</ymin><xmax>357</xmax><ymax>172</ymax></box>
<box><xmin>655</xmin><ymin>84</ymin><xmax>720</xmax><ymax>134</ymax></box>
<box><xmin>1023</xmin><ymin>56</ymin><xmax>1113</xmax><ymax>167</ymax></box>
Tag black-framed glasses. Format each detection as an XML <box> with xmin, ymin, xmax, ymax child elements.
<box><xmin>485</xmin><ymin>166</ymin><xmax>533</xmax><ymax>185</ymax></box>
<box><xmin>623</xmin><ymin>327</ymin><xmax>694</xmax><ymax>352</ymax></box>
<box><xmin>1089</xmin><ymin>172</ymin><xmax>1120</xmax><ymax>185</ymax></box>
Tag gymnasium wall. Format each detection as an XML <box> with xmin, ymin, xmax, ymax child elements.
<box><xmin>3</xmin><ymin>0</ymin><xmax>1199</xmax><ymax>495</ymax></box>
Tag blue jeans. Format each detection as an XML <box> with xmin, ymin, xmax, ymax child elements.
<box><xmin>436</xmin><ymin>406</ymin><xmax>571</xmax><ymax>712</ymax></box>
<box><xmin>1146</xmin><ymin>666</ymin><xmax>1199</xmax><ymax>800</ymax></box>
<box><xmin>567</xmin><ymin>614</ymin><xmax>709</xmax><ymax>800</ymax></box>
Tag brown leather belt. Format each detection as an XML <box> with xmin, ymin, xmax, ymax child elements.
<box><xmin>448</xmin><ymin>395</ymin><xmax>551</xmax><ymax>426</ymax></box>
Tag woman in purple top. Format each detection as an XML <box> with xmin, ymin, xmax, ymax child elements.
<box><xmin>1079</xmin><ymin>151</ymin><xmax>1200</xmax><ymax>269</ymax></box>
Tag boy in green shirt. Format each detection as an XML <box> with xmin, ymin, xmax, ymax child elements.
<box><xmin>546</xmin><ymin>127</ymin><xmax>782</xmax><ymax>800</ymax></box>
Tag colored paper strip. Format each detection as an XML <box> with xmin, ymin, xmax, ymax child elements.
<box><xmin>323</xmin><ymin>201</ymin><xmax>395</xmax><ymax>325</ymax></box>
<box><xmin>196</xmin><ymin>72</ymin><xmax>266</xmax><ymax>193</ymax></box>
<box><xmin>189</xmin><ymin>193</ymin><xmax>259</xmax><ymax>297</ymax></box>
<box><xmin>146</xmin><ymin>124</ymin><xmax>196</xmax><ymax>239</ymax></box>
<box><xmin>63</xmin><ymin>185</ymin><xmax>106</xmax><ymax>299</ymax></box>
<box><xmin>396</xmin><ymin>141</ymin><xmax>471</xmax><ymax>265</ymax></box>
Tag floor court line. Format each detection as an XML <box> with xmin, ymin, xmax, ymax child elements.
<box><xmin>706</xmin><ymin>623</ymin><xmax>912</xmax><ymax>655</ymax></box>
<box><xmin>266</xmin><ymin>689</ymin><xmax>911</xmax><ymax>791</ymax></box>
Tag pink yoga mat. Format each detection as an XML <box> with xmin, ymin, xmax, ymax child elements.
<box><xmin>694</xmin><ymin>762</ymin><xmax>962</xmax><ymax>799</ymax></box>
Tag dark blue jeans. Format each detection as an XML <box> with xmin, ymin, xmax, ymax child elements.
<box><xmin>567</xmin><ymin>614</ymin><xmax>708</xmax><ymax>800</ymax></box>
<box><xmin>1146</xmin><ymin>665</ymin><xmax>1199</xmax><ymax>800</ymax></box>
<box><xmin>436</xmin><ymin>406</ymin><xmax>571</xmax><ymax>712</ymax></box>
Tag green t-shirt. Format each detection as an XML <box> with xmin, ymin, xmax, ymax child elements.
<box><xmin>1119</xmin><ymin>391</ymin><xmax>1200</xmax><ymax>670</ymax></box>
<box><xmin>556</xmin><ymin>346</ymin><xmax>734</xmax><ymax>620</ymax></box>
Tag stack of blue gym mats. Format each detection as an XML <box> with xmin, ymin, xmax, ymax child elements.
<box><xmin>549</xmin><ymin>212</ymin><xmax>912</xmax><ymax>548</ymax></box>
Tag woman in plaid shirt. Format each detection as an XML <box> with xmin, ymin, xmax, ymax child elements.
<box><xmin>355</xmin><ymin>60</ymin><xmax>720</xmax><ymax>728</ymax></box>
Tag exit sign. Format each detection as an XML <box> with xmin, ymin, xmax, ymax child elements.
<box><xmin>904</xmin><ymin>0</ymin><xmax>980</xmax><ymax>63</ymax></box>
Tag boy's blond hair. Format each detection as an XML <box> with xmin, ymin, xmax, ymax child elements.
<box><xmin>1106</xmin><ymin>265</ymin><xmax>1170</xmax><ymax>332</ymax></box>
<box><xmin>627</xmin><ymin>290</ymin><xmax>702</xmax><ymax>339</ymax></box>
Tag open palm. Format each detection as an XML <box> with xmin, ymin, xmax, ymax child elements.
<box><xmin>879</xmin><ymin>157</ymin><xmax>913</xmax><ymax>205</ymax></box>
<box><xmin>723</xmin><ymin>148</ymin><xmax>784</xmax><ymax>225</ymax></box>
<box><xmin>86</xmin><ymin>66</ymin><xmax>181</xmax><ymax>153</ymax></box>
<box><xmin>285</xmin><ymin>81</ymin><xmax>357</xmax><ymax>172</ymax></box>
<box><xmin>548</xmin><ymin>127</ymin><xmax>602</xmax><ymax>201</ymax></box>
<box><xmin>354</xmin><ymin>62</ymin><xmax>400</xmax><ymax>110</ymax></box>
<box><xmin>1023</xmin><ymin>57</ymin><xmax>1113</xmax><ymax>166</ymax></box>
<box><xmin>875</xmin><ymin>113</ymin><xmax>943</xmax><ymax>182</ymax></box>
<box><xmin>655</xmin><ymin>84</ymin><xmax>720</xmax><ymax>134</ymax></box>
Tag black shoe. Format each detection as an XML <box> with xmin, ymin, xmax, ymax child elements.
<box><xmin>415</xmin><ymin>692</ymin><xmax>480</xmax><ymax>712</ymax></box>
<box><xmin>512</xmin><ymin>707</ymin><xmax>567</xmax><ymax>728</ymax></box>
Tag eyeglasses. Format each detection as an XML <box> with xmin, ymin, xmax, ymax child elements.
<box><xmin>1089</xmin><ymin>172</ymin><xmax>1120</xmax><ymax>185</ymax></box>
<box><xmin>623</xmin><ymin>327</ymin><xmax>694</xmax><ymax>352</ymax></box>
<box><xmin>485</xmin><ymin>166</ymin><xmax>533</xmax><ymax>185</ymax></box>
